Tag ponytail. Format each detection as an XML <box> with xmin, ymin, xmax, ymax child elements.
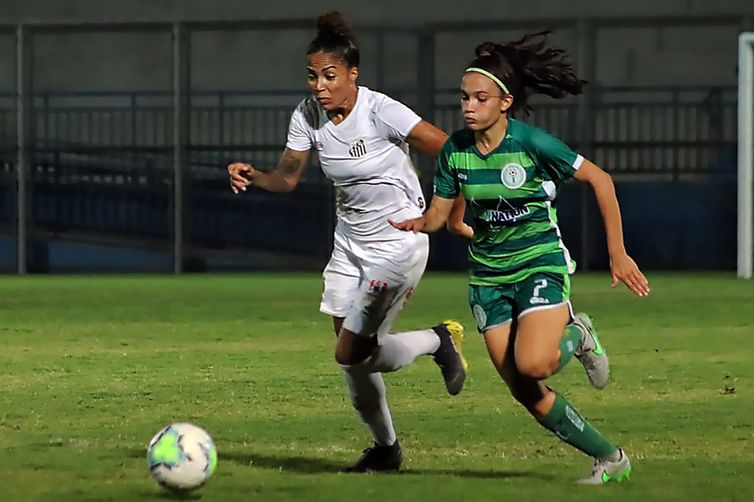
<box><xmin>467</xmin><ymin>31</ymin><xmax>586</xmax><ymax>115</ymax></box>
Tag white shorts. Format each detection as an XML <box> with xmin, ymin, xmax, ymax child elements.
<box><xmin>320</xmin><ymin>231</ymin><xmax>429</xmax><ymax>341</ymax></box>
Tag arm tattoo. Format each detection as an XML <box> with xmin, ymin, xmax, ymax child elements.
<box><xmin>278</xmin><ymin>151</ymin><xmax>304</xmax><ymax>176</ymax></box>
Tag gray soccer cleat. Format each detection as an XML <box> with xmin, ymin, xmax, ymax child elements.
<box><xmin>431</xmin><ymin>320</ymin><xmax>468</xmax><ymax>396</ymax></box>
<box><xmin>577</xmin><ymin>448</ymin><xmax>632</xmax><ymax>485</ymax></box>
<box><xmin>573</xmin><ymin>313</ymin><xmax>609</xmax><ymax>389</ymax></box>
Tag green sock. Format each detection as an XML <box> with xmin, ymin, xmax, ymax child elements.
<box><xmin>538</xmin><ymin>393</ymin><xmax>617</xmax><ymax>458</ymax></box>
<box><xmin>557</xmin><ymin>324</ymin><xmax>582</xmax><ymax>372</ymax></box>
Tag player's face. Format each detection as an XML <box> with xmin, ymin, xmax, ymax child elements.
<box><xmin>461</xmin><ymin>72</ymin><xmax>512</xmax><ymax>131</ymax></box>
<box><xmin>307</xmin><ymin>51</ymin><xmax>359</xmax><ymax>111</ymax></box>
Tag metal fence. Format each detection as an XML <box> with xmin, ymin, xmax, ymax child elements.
<box><xmin>0</xmin><ymin>16</ymin><xmax>748</xmax><ymax>273</ymax></box>
<box><xmin>8</xmin><ymin>84</ymin><xmax>738</xmax><ymax>174</ymax></box>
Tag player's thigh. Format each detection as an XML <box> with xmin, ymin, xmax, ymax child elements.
<box><xmin>482</xmin><ymin>322</ymin><xmax>514</xmax><ymax>375</ymax></box>
<box><xmin>515</xmin><ymin>303</ymin><xmax>571</xmax><ymax>352</ymax></box>
<box><xmin>514</xmin><ymin>305</ymin><xmax>571</xmax><ymax>377</ymax></box>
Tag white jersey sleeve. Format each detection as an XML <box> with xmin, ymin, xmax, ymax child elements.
<box><xmin>285</xmin><ymin>105</ymin><xmax>314</xmax><ymax>152</ymax></box>
<box><xmin>372</xmin><ymin>93</ymin><xmax>422</xmax><ymax>141</ymax></box>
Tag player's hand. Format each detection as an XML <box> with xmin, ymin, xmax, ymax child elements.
<box><xmin>610</xmin><ymin>251</ymin><xmax>650</xmax><ymax>297</ymax></box>
<box><xmin>227</xmin><ymin>162</ymin><xmax>255</xmax><ymax>194</ymax></box>
<box><xmin>388</xmin><ymin>216</ymin><xmax>425</xmax><ymax>233</ymax></box>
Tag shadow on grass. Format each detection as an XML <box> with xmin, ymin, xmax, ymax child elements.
<box><xmin>127</xmin><ymin>447</ymin><xmax>552</xmax><ymax>481</ymax></box>
<box><xmin>221</xmin><ymin>450</ymin><xmax>553</xmax><ymax>480</ymax></box>
<box><xmin>135</xmin><ymin>490</ymin><xmax>204</xmax><ymax>500</ymax></box>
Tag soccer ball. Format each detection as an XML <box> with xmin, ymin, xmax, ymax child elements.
<box><xmin>147</xmin><ymin>423</ymin><xmax>218</xmax><ymax>492</ymax></box>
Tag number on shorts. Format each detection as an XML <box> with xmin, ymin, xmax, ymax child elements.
<box><xmin>532</xmin><ymin>278</ymin><xmax>548</xmax><ymax>299</ymax></box>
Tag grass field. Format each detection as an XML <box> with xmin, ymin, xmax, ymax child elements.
<box><xmin>0</xmin><ymin>272</ymin><xmax>752</xmax><ymax>501</ymax></box>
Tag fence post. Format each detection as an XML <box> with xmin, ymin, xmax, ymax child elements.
<box><xmin>130</xmin><ymin>92</ymin><xmax>137</xmax><ymax>148</ymax></box>
<box><xmin>576</xmin><ymin>19</ymin><xmax>596</xmax><ymax>271</ymax></box>
<box><xmin>672</xmin><ymin>87</ymin><xmax>680</xmax><ymax>181</ymax></box>
<box><xmin>42</xmin><ymin>94</ymin><xmax>49</xmax><ymax>148</ymax></box>
<box><xmin>416</xmin><ymin>27</ymin><xmax>435</xmax><ymax>182</ymax></box>
<box><xmin>15</xmin><ymin>24</ymin><xmax>31</xmax><ymax>275</ymax></box>
<box><xmin>172</xmin><ymin>22</ymin><xmax>190</xmax><ymax>274</ymax></box>
<box><xmin>376</xmin><ymin>29</ymin><xmax>386</xmax><ymax>92</ymax></box>
<box><xmin>218</xmin><ymin>91</ymin><xmax>225</xmax><ymax>146</ymax></box>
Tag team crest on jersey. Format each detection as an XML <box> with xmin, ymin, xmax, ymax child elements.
<box><xmin>472</xmin><ymin>304</ymin><xmax>487</xmax><ymax>330</ymax></box>
<box><xmin>501</xmin><ymin>163</ymin><xmax>526</xmax><ymax>189</ymax></box>
<box><xmin>349</xmin><ymin>139</ymin><xmax>367</xmax><ymax>158</ymax></box>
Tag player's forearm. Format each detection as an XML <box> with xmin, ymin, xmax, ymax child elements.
<box><xmin>447</xmin><ymin>196</ymin><xmax>473</xmax><ymax>239</ymax></box>
<box><xmin>422</xmin><ymin>208</ymin><xmax>447</xmax><ymax>233</ymax></box>
<box><xmin>250</xmin><ymin>169</ymin><xmax>297</xmax><ymax>193</ymax></box>
<box><xmin>590</xmin><ymin>172</ymin><xmax>627</xmax><ymax>256</ymax></box>
<box><xmin>421</xmin><ymin>197</ymin><xmax>455</xmax><ymax>233</ymax></box>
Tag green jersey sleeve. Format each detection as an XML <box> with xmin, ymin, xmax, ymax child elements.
<box><xmin>525</xmin><ymin>124</ymin><xmax>584</xmax><ymax>183</ymax></box>
<box><xmin>433</xmin><ymin>138</ymin><xmax>460</xmax><ymax>199</ymax></box>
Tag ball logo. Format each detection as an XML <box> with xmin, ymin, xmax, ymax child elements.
<box><xmin>501</xmin><ymin>163</ymin><xmax>526</xmax><ymax>189</ymax></box>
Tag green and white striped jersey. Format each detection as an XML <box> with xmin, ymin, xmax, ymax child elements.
<box><xmin>434</xmin><ymin>118</ymin><xmax>582</xmax><ymax>285</ymax></box>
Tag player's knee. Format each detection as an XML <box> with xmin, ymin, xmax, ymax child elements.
<box><xmin>335</xmin><ymin>332</ymin><xmax>376</xmax><ymax>366</ymax></box>
<box><xmin>508</xmin><ymin>382</ymin><xmax>539</xmax><ymax>409</ymax></box>
<box><xmin>516</xmin><ymin>355</ymin><xmax>558</xmax><ymax>380</ymax></box>
<box><xmin>335</xmin><ymin>350</ymin><xmax>347</xmax><ymax>365</ymax></box>
<box><xmin>335</xmin><ymin>345</ymin><xmax>357</xmax><ymax>365</ymax></box>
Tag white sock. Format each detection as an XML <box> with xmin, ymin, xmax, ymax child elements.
<box><xmin>366</xmin><ymin>329</ymin><xmax>441</xmax><ymax>373</ymax></box>
<box><xmin>341</xmin><ymin>364</ymin><xmax>396</xmax><ymax>447</ymax></box>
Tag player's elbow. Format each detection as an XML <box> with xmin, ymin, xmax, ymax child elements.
<box><xmin>280</xmin><ymin>176</ymin><xmax>299</xmax><ymax>192</ymax></box>
<box><xmin>598</xmin><ymin>169</ymin><xmax>614</xmax><ymax>186</ymax></box>
<box><xmin>585</xmin><ymin>165</ymin><xmax>614</xmax><ymax>190</ymax></box>
<box><xmin>446</xmin><ymin>220</ymin><xmax>473</xmax><ymax>239</ymax></box>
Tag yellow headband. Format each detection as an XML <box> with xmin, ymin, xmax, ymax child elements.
<box><xmin>465</xmin><ymin>67</ymin><xmax>510</xmax><ymax>94</ymax></box>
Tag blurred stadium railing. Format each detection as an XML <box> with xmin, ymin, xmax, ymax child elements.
<box><xmin>0</xmin><ymin>16</ymin><xmax>744</xmax><ymax>273</ymax></box>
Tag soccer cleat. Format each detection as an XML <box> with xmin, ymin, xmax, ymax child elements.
<box><xmin>341</xmin><ymin>441</ymin><xmax>403</xmax><ymax>473</ymax></box>
<box><xmin>577</xmin><ymin>448</ymin><xmax>632</xmax><ymax>485</ymax></box>
<box><xmin>573</xmin><ymin>313</ymin><xmax>609</xmax><ymax>389</ymax></box>
<box><xmin>432</xmin><ymin>320</ymin><xmax>468</xmax><ymax>396</ymax></box>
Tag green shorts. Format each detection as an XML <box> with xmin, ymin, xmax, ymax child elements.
<box><xmin>468</xmin><ymin>271</ymin><xmax>572</xmax><ymax>332</ymax></box>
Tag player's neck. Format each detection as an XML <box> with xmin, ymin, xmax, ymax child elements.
<box><xmin>475</xmin><ymin>115</ymin><xmax>508</xmax><ymax>155</ymax></box>
<box><xmin>327</xmin><ymin>87</ymin><xmax>359</xmax><ymax>125</ymax></box>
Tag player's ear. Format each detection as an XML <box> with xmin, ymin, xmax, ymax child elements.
<box><xmin>349</xmin><ymin>65</ymin><xmax>359</xmax><ymax>83</ymax></box>
<box><xmin>501</xmin><ymin>94</ymin><xmax>513</xmax><ymax>113</ymax></box>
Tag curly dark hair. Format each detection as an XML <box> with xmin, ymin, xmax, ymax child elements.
<box><xmin>468</xmin><ymin>31</ymin><xmax>587</xmax><ymax>115</ymax></box>
<box><xmin>307</xmin><ymin>11</ymin><xmax>360</xmax><ymax>68</ymax></box>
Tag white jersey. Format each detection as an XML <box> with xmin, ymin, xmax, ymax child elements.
<box><xmin>286</xmin><ymin>86</ymin><xmax>425</xmax><ymax>241</ymax></box>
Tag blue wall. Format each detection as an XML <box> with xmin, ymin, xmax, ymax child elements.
<box><xmin>429</xmin><ymin>180</ymin><xmax>738</xmax><ymax>272</ymax></box>
<box><xmin>0</xmin><ymin>180</ymin><xmax>738</xmax><ymax>273</ymax></box>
